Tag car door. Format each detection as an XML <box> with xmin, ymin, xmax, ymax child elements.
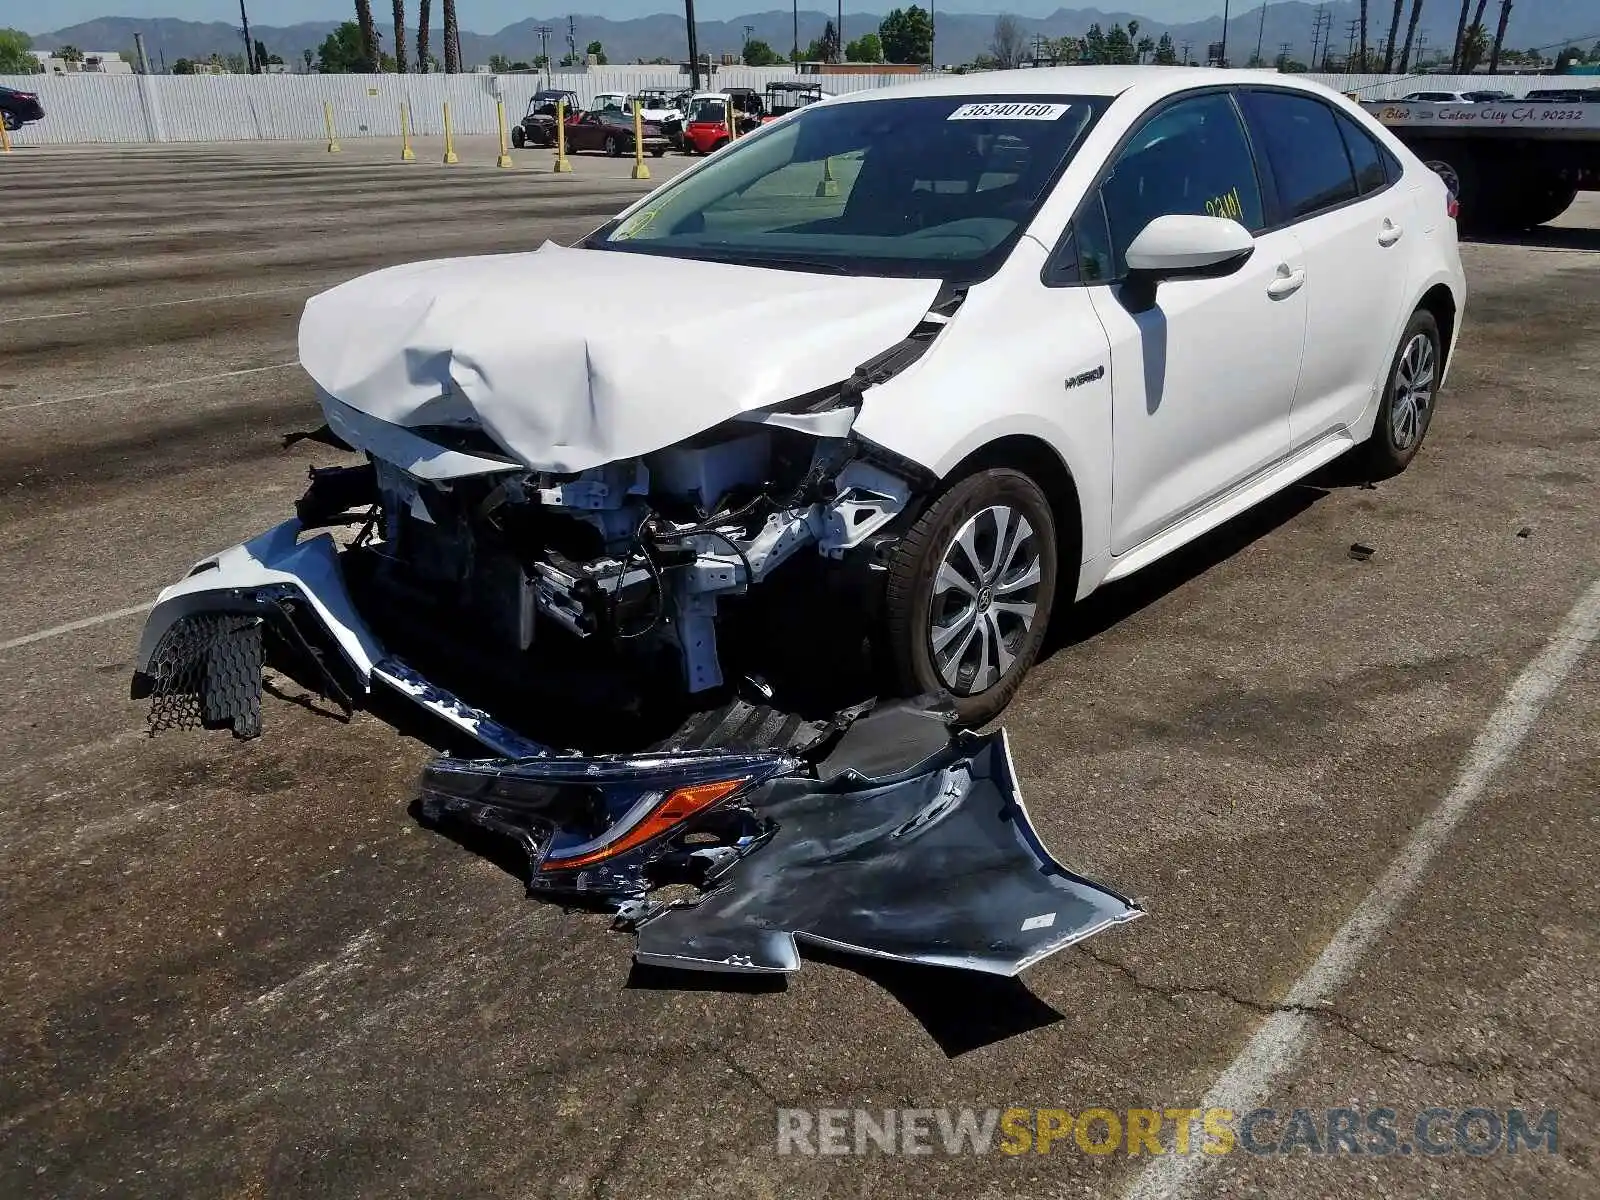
<box><xmin>1067</xmin><ymin>91</ymin><xmax>1309</xmax><ymax>557</ymax></box>
<box><xmin>1238</xmin><ymin>89</ymin><xmax>1418</xmax><ymax>445</ymax></box>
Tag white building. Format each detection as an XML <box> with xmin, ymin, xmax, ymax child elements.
<box><xmin>30</xmin><ymin>50</ymin><xmax>136</xmax><ymax>75</ymax></box>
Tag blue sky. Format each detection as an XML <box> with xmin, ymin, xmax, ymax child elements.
<box><xmin>10</xmin><ymin>0</ymin><xmax>1234</xmax><ymax>37</ymax></box>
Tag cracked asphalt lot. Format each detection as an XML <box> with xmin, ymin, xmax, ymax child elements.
<box><xmin>0</xmin><ymin>142</ymin><xmax>1596</xmax><ymax>1199</ymax></box>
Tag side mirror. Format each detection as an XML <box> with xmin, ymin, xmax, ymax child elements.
<box><xmin>1121</xmin><ymin>214</ymin><xmax>1255</xmax><ymax>311</ymax></box>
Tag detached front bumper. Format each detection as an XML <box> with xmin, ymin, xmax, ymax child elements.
<box><xmin>131</xmin><ymin>521</ymin><xmax>1141</xmax><ymax>977</ymax></box>
<box><xmin>132</xmin><ymin>518</ymin><xmax>545</xmax><ymax>756</ymax></box>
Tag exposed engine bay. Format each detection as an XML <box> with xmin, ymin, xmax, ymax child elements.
<box><xmin>299</xmin><ymin>411</ymin><xmax>920</xmax><ymax>699</ymax></box>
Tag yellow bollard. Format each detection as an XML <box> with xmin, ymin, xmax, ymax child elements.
<box><xmin>0</xmin><ymin>116</ymin><xmax>11</xmax><ymax>154</ymax></box>
<box><xmin>815</xmin><ymin>155</ymin><xmax>838</xmax><ymax>198</ymax></box>
<box><xmin>400</xmin><ymin>102</ymin><xmax>416</xmax><ymax>161</ymax></box>
<box><xmin>442</xmin><ymin>102</ymin><xmax>459</xmax><ymax>164</ymax></box>
<box><xmin>324</xmin><ymin>101</ymin><xmax>340</xmax><ymax>153</ymax></box>
<box><xmin>553</xmin><ymin>100</ymin><xmax>573</xmax><ymax>173</ymax></box>
<box><xmin>630</xmin><ymin>99</ymin><xmax>651</xmax><ymax>181</ymax></box>
<box><xmin>726</xmin><ymin>100</ymin><xmax>737</xmax><ymax>147</ymax></box>
<box><xmin>495</xmin><ymin>99</ymin><xmax>514</xmax><ymax>168</ymax></box>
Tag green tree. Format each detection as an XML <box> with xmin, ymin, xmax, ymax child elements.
<box><xmin>1154</xmin><ymin>31</ymin><xmax>1177</xmax><ymax>63</ymax></box>
<box><xmin>488</xmin><ymin>53</ymin><xmax>511</xmax><ymax>71</ymax></box>
<box><xmin>743</xmin><ymin>37</ymin><xmax>782</xmax><ymax>65</ymax></box>
<box><xmin>0</xmin><ymin>27</ymin><xmax>37</xmax><ymax>73</ymax></box>
<box><xmin>586</xmin><ymin>39</ymin><xmax>607</xmax><ymax>64</ymax></box>
<box><xmin>224</xmin><ymin>52</ymin><xmax>248</xmax><ymax>73</ymax></box>
<box><xmin>442</xmin><ymin>0</ymin><xmax>459</xmax><ymax>72</ymax></box>
<box><xmin>58</xmin><ymin>44</ymin><xmax>86</xmax><ymax>63</ymax></box>
<box><xmin>172</xmin><ymin>57</ymin><xmax>195</xmax><ymax>75</ymax></box>
<box><xmin>878</xmin><ymin>6</ymin><xmax>933</xmax><ymax>64</ymax></box>
<box><xmin>318</xmin><ymin>21</ymin><xmax>378</xmax><ymax>72</ymax></box>
<box><xmin>820</xmin><ymin>19</ymin><xmax>841</xmax><ymax>63</ymax></box>
<box><xmin>845</xmin><ymin>33</ymin><xmax>883</xmax><ymax>62</ymax></box>
<box><xmin>1084</xmin><ymin>24</ymin><xmax>1107</xmax><ymax>62</ymax></box>
<box><xmin>391</xmin><ymin>0</ymin><xmax>407</xmax><ymax>72</ymax></box>
<box><xmin>1553</xmin><ymin>44</ymin><xmax>1584</xmax><ymax>72</ymax></box>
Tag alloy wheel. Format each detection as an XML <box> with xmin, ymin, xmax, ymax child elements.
<box><xmin>928</xmin><ymin>505</ymin><xmax>1042</xmax><ymax>695</ymax></box>
<box><xmin>1390</xmin><ymin>332</ymin><xmax>1436</xmax><ymax>451</ymax></box>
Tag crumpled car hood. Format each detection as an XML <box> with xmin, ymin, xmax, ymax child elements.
<box><xmin>298</xmin><ymin>242</ymin><xmax>941</xmax><ymax>473</ymax></box>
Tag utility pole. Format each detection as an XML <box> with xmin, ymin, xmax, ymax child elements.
<box><xmin>567</xmin><ymin>14</ymin><xmax>577</xmax><ymax>65</ymax></box>
<box><xmin>792</xmin><ymin>0</ymin><xmax>799</xmax><ymax>63</ymax></box>
<box><xmin>930</xmin><ymin>0</ymin><xmax>936</xmax><ymax>67</ymax></box>
<box><xmin>837</xmin><ymin>0</ymin><xmax>843</xmax><ymax>61</ymax></box>
<box><xmin>1346</xmin><ymin>18</ymin><xmax>1359</xmax><ymax>69</ymax></box>
<box><xmin>535</xmin><ymin>24</ymin><xmax>551</xmax><ymax>82</ymax></box>
<box><xmin>1219</xmin><ymin>0</ymin><xmax>1231</xmax><ymax>66</ymax></box>
<box><xmin>133</xmin><ymin>31</ymin><xmax>152</xmax><ymax>75</ymax></box>
<box><xmin>1255</xmin><ymin>0</ymin><xmax>1269</xmax><ymax>64</ymax></box>
<box><xmin>239</xmin><ymin>0</ymin><xmax>256</xmax><ymax>72</ymax></box>
<box><xmin>685</xmin><ymin>0</ymin><xmax>701</xmax><ymax>91</ymax></box>
<box><xmin>1278</xmin><ymin>39</ymin><xmax>1292</xmax><ymax>67</ymax></box>
<box><xmin>1181</xmin><ymin>38</ymin><xmax>1192</xmax><ymax>64</ymax></box>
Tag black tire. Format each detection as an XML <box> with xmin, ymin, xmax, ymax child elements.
<box><xmin>1417</xmin><ymin>144</ymin><xmax>1507</xmax><ymax>233</ymax></box>
<box><xmin>651</xmin><ymin>146</ymin><xmax>665</xmax><ymax>158</ymax></box>
<box><xmin>604</xmin><ymin>135</ymin><xmax>621</xmax><ymax>157</ymax></box>
<box><xmin>1509</xmin><ymin>178</ymin><xmax>1577</xmax><ymax>229</ymax></box>
<box><xmin>1362</xmin><ymin>309</ymin><xmax>1442</xmax><ymax>479</ymax></box>
<box><xmin>510</xmin><ymin>125</ymin><xmax>525</xmax><ymax>149</ymax></box>
<box><xmin>882</xmin><ymin>468</ymin><xmax>1059</xmax><ymax>726</ymax></box>
<box><xmin>1</xmin><ymin>111</ymin><xmax>18</xmax><ymax>132</ymax></box>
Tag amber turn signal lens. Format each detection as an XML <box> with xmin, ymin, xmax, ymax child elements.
<box><xmin>542</xmin><ymin>778</ymin><xmax>747</xmax><ymax>871</ymax></box>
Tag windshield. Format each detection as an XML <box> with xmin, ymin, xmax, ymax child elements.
<box><xmin>690</xmin><ymin>98</ymin><xmax>727</xmax><ymax>123</ymax></box>
<box><xmin>589</xmin><ymin>94</ymin><xmax>1105</xmax><ymax>281</ymax></box>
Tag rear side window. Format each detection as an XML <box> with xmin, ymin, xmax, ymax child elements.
<box><xmin>1240</xmin><ymin>91</ymin><xmax>1359</xmax><ymax>221</ymax></box>
<box><xmin>1335</xmin><ymin>111</ymin><xmax>1388</xmax><ymax>195</ymax></box>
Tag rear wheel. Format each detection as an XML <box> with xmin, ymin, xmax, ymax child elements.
<box><xmin>1362</xmin><ymin>309</ymin><xmax>1442</xmax><ymax>478</ymax></box>
<box><xmin>604</xmin><ymin>134</ymin><xmax>621</xmax><ymax>157</ymax></box>
<box><xmin>1509</xmin><ymin>177</ymin><xmax>1577</xmax><ymax>228</ymax></box>
<box><xmin>651</xmin><ymin>146</ymin><xmax>665</xmax><ymax>157</ymax></box>
<box><xmin>1</xmin><ymin>112</ymin><xmax>18</xmax><ymax>132</ymax></box>
<box><xmin>882</xmin><ymin>469</ymin><xmax>1058</xmax><ymax>726</ymax></box>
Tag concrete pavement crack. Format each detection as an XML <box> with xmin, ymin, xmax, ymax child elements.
<box><xmin>1077</xmin><ymin>945</ymin><xmax>1514</xmax><ymax>1082</ymax></box>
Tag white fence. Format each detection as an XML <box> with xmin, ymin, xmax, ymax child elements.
<box><xmin>0</xmin><ymin>70</ymin><xmax>922</xmax><ymax>144</ymax></box>
<box><xmin>0</xmin><ymin>70</ymin><xmax>1563</xmax><ymax>145</ymax></box>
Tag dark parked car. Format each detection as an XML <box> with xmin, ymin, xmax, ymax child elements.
<box><xmin>0</xmin><ymin>85</ymin><xmax>44</xmax><ymax>132</ymax></box>
<box><xmin>512</xmin><ymin>89</ymin><xmax>581</xmax><ymax>148</ymax></box>
<box><xmin>564</xmin><ymin>109</ymin><xmax>669</xmax><ymax>157</ymax></box>
<box><xmin>1522</xmin><ymin>87</ymin><xmax>1598</xmax><ymax>103</ymax></box>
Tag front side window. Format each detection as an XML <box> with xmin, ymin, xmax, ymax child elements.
<box><xmin>1096</xmin><ymin>92</ymin><xmax>1265</xmax><ymax>280</ymax></box>
<box><xmin>589</xmin><ymin>95</ymin><xmax>1106</xmax><ymax>281</ymax></box>
<box><xmin>1240</xmin><ymin>91</ymin><xmax>1359</xmax><ymax>221</ymax></box>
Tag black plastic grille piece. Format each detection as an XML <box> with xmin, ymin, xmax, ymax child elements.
<box><xmin>145</xmin><ymin>614</ymin><xmax>264</xmax><ymax>739</ymax></box>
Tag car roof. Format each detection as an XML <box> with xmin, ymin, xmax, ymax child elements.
<box><xmin>829</xmin><ymin>65</ymin><xmax>1346</xmax><ymax>105</ymax></box>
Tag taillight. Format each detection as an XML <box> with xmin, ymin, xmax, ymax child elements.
<box><xmin>1446</xmin><ymin>194</ymin><xmax>1459</xmax><ymax>221</ymax></box>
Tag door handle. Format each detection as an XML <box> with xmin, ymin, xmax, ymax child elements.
<box><xmin>1377</xmin><ymin>219</ymin><xmax>1404</xmax><ymax>246</ymax></box>
<box><xmin>1266</xmin><ymin>266</ymin><xmax>1306</xmax><ymax>299</ymax></box>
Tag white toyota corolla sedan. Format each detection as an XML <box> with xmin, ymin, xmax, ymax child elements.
<box><xmin>135</xmin><ymin>66</ymin><xmax>1465</xmax><ymax>747</ymax></box>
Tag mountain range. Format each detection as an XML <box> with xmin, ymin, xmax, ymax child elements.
<box><xmin>31</xmin><ymin>4</ymin><xmax>1597</xmax><ymax>71</ymax></box>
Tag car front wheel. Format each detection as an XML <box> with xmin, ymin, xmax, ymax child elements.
<box><xmin>1362</xmin><ymin>309</ymin><xmax>1442</xmax><ymax>478</ymax></box>
<box><xmin>511</xmin><ymin>125</ymin><xmax>525</xmax><ymax>149</ymax></box>
<box><xmin>604</xmin><ymin>135</ymin><xmax>621</xmax><ymax>157</ymax></box>
<box><xmin>883</xmin><ymin>468</ymin><xmax>1058</xmax><ymax>725</ymax></box>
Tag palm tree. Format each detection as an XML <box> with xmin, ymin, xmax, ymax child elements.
<box><xmin>1382</xmin><ymin>0</ymin><xmax>1405</xmax><ymax>70</ymax></box>
<box><xmin>392</xmin><ymin>0</ymin><xmax>407</xmax><ymax>71</ymax></box>
<box><xmin>1399</xmin><ymin>0</ymin><xmax>1424</xmax><ymax>69</ymax></box>
<box><xmin>1488</xmin><ymin>0</ymin><xmax>1511</xmax><ymax>71</ymax></box>
<box><xmin>353</xmin><ymin>0</ymin><xmax>379</xmax><ymax>71</ymax></box>
<box><xmin>442</xmin><ymin>0</ymin><xmax>459</xmax><ymax>73</ymax></box>
<box><xmin>1359</xmin><ymin>0</ymin><xmax>1369</xmax><ymax>69</ymax></box>
<box><xmin>1450</xmin><ymin>0</ymin><xmax>1471</xmax><ymax>68</ymax></box>
<box><xmin>417</xmin><ymin>0</ymin><xmax>430</xmax><ymax>71</ymax></box>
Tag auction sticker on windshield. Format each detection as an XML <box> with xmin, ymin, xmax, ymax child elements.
<box><xmin>947</xmin><ymin>102</ymin><xmax>1073</xmax><ymax>121</ymax></box>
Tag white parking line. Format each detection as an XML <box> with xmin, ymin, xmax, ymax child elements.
<box><xmin>0</xmin><ymin>602</ymin><xmax>155</xmax><ymax>654</ymax></box>
<box><xmin>1122</xmin><ymin>577</ymin><xmax>1600</xmax><ymax>1200</ymax></box>
<box><xmin>0</xmin><ymin>362</ymin><xmax>298</xmax><ymax>414</ymax></box>
<box><xmin>0</xmin><ymin>284</ymin><xmax>318</xmax><ymax>325</ymax></box>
